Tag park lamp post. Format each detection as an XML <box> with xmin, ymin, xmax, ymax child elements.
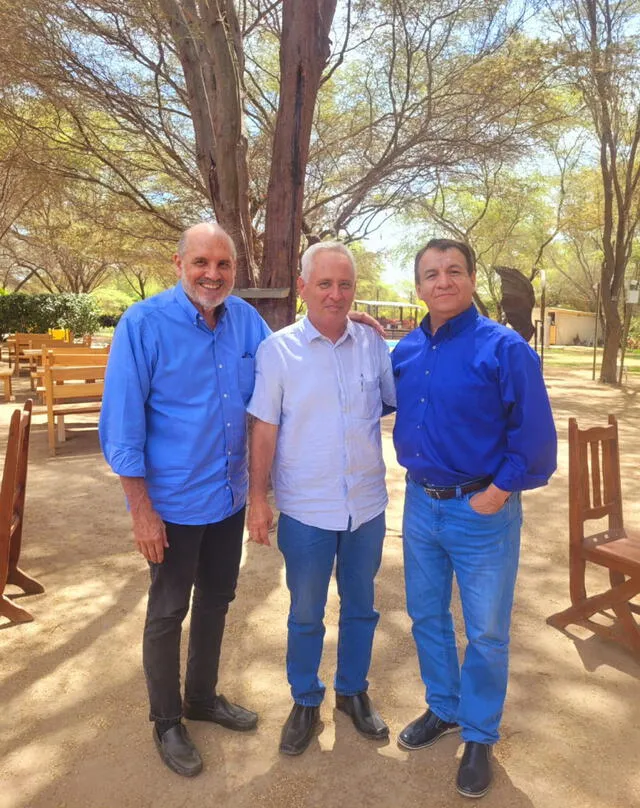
<box><xmin>592</xmin><ymin>281</ymin><xmax>601</xmax><ymax>382</ymax></box>
<box><xmin>539</xmin><ymin>270</ymin><xmax>546</xmax><ymax>374</ymax></box>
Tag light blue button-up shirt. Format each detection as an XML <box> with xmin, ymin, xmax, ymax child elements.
<box><xmin>99</xmin><ymin>283</ymin><xmax>271</xmax><ymax>524</ymax></box>
<box><xmin>247</xmin><ymin>317</ymin><xmax>396</xmax><ymax>531</ymax></box>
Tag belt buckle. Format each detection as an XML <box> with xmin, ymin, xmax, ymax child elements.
<box><xmin>424</xmin><ymin>486</ymin><xmax>442</xmax><ymax>500</ymax></box>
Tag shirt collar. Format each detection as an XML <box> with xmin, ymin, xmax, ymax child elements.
<box><xmin>302</xmin><ymin>315</ymin><xmax>354</xmax><ymax>346</ymax></box>
<box><xmin>174</xmin><ymin>281</ymin><xmax>227</xmax><ymax>328</ymax></box>
<box><xmin>420</xmin><ymin>305</ymin><xmax>478</xmax><ymax>341</ymax></box>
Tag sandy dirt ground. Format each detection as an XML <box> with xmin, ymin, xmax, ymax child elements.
<box><xmin>1</xmin><ymin>367</ymin><xmax>639</xmax><ymax>808</ymax></box>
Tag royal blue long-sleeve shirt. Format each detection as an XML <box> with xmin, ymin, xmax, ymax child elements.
<box><xmin>392</xmin><ymin>306</ymin><xmax>557</xmax><ymax>491</ymax></box>
<box><xmin>99</xmin><ymin>283</ymin><xmax>271</xmax><ymax>524</ymax></box>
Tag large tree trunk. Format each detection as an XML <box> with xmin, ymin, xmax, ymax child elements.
<box><xmin>257</xmin><ymin>0</ymin><xmax>338</xmax><ymax>330</ymax></box>
<box><xmin>160</xmin><ymin>0</ymin><xmax>258</xmax><ymax>288</ymax></box>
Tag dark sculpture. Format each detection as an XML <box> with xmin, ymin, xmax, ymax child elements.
<box><xmin>494</xmin><ymin>266</ymin><xmax>535</xmax><ymax>342</ymax></box>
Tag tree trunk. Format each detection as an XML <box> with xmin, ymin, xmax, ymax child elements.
<box><xmin>159</xmin><ymin>0</ymin><xmax>258</xmax><ymax>288</ymax></box>
<box><xmin>599</xmin><ymin>286</ymin><xmax>622</xmax><ymax>384</ymax></box>
<box><xmin>257</xmin><ymin>0</ymin><xmax>338</xmax><ymax>330</ymax></box>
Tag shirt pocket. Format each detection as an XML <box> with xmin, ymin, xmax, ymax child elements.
<box><xmin>237</xmin><ymin>356</ymin><xmax>256</xmax><ymax>405</ymax></box>
<box><xmin>350</xmin><ymin>378</ymin><xmax>381</xmax><ymax>420</ymax></box>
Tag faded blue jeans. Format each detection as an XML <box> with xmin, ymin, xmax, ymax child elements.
<box><xmin>277</xmin><ymin>512</ymin><xmax>386</xmax><ymax>706</ymax></box>
<box><xmin>402</xmin><ymin>477</ymin><xmax>522</xmax><ymax>744</ymax></box>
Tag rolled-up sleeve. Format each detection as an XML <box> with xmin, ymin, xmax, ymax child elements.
<box><xmin>99</xmin><ymin>314</ymin><xmax>154</xmax><ymax>478</ymax></box>
<box><xmin>246</xmin><ymin>339</ymin><xmax>283</xmax><ymax>425</ymax></box>
<box><xmin>493</xmin><ymin>341</ymin><xmax>557</xmax><ymax>491</ymax></box>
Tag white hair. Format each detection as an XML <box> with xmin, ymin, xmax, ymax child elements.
<box><xmin>300</xmin><ymin>241</ymin><xmax>356</xmax><ymax>282</ymax></box>
<box><xmin>177</xmin><ymin>222</ymin><xmax>237</xmax><ymax>261</ymax></box>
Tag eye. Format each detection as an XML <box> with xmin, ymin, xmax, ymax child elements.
<box><xmin>319</xmin><ymin>281</ymin><xmax>330</xmax><ymax>288</ymax></box>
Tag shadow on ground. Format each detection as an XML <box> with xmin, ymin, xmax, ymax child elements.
<box><xmin>1</xmin><ymin>368</ymin><xmax>639</xmax><ymax>808</ymax></box>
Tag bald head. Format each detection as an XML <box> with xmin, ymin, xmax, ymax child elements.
<box><xmin>177</xmin><ymin>222</ymin><xmax>237</xmax><ymax>262</ymax></box>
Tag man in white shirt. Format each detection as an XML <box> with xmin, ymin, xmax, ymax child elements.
<box><xmin>247</xmin><ymin>242</ymin><xmax>395</xmax><ymax>756</ymax></box>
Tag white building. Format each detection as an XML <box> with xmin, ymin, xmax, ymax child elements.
<box><xmin>532</xmin><ymin>307</ymin><xmax>600</xmax><ymax>346</ymax></box>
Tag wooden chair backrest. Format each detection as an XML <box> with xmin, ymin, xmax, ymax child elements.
<box><xmin>568</xmin><ymin>414</ymin><xmax>624</xmax><ymax>546</ymax></box>
<box><xmin>44</xmin><ymin>364</ymin><xmax>106</xmax><ymax>404</ymax></box>
<box><xmin>0</xmin><ymin>401</ymin><xmax>32</xmax><ymax>570</ymax></box>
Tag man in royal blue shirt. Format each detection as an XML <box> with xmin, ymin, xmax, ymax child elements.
<box><xmin>100</xmin><ymin>223</ymin><xmax>270</xmax><ymax>777</ymax></box>
<box><xmin>392</xmin><ymin>239</ymin><xmax>556</xmax><ymax>799</ymax></box>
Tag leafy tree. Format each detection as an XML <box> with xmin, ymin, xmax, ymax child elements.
<box><xmin>545</xmin><ymin>0</ymin><xmax>640</xmax><ymax>383</ymax></box>
<box><xmin>0</xmin><ymin>0</ymin><xmax>561</xmax><ymax>328</ymax></box>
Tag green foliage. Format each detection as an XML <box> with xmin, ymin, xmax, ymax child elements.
<box><xmin>628</xmin><ymin>316</ymin><xmax>640</xmax><ymax>349</ymax></box>
<box><xmin>0</xmin><ymin>293</ymin><xmax>100</xmax><ymax>338</ymax></box>
<box><xmin>91</xmin><ymin>286</ymin><xmax>135</xmax><ymax>317</ymax></box>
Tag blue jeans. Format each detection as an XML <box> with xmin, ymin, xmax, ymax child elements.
<box><xmin>277</xmin><ymin>512</ymin><xmax>386</xmax><ymax>706</ymax></box>
<box><xmin>402</xmin><ymin>478</ymin><xmax>522</xmax><ymax>744</ymax></box>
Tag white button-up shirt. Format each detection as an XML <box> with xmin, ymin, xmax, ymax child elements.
<box><xmin>247</xmin><ymin>317</ymin><xmax>396</xmax><ymax>531</ymax></box>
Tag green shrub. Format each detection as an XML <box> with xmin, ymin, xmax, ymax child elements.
<box><xmin>0</xmin><ymin>293</ymin><xmax>100</xmax><ymax>339</ymax></box>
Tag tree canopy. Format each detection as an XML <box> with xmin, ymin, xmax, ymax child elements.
<box><xmin>1</xmin><ymin>0</ymin><xmax>640</xmax><ymax>381</ymax></box>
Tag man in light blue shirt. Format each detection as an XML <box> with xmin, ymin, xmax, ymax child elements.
<box><xmin>100</xmin><ymin>222</ymin><xmax>270</xmax><ymax>777</ymax></box>
<box><xmin>247</xmin><ymin>242</ymin><xmax>396</xmax><ymax>756</ymax></box>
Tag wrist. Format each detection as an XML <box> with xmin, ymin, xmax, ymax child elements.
<box><xmin>487</xmin><ymin>484</ymin><xmax>509</xmax><ymax>505</ymax></box>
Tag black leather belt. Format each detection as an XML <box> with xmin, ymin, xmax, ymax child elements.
<box><xmin>413</xmin><ymin>475</ymin><xmax>493</xmax><ymax>500</ymax></box>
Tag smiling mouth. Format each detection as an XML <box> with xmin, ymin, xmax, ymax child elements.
<box><xmin>198</xmin><ymin>280</ymin><xmax>224</xmax><ymax>290</ymax></box>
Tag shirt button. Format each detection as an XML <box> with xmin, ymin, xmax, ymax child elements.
<box><xmin>219</xmin><ymin>363</ymin><xmax>223</xmax><ymax>368</ymax></box>
<box><xmin>420</xmin><ymin>397</ymin><xmax>425</xmax><ymax>403</ymax></box>
<box><xmin>223</xmin><ymin>393</ymin><xmax>228</xmax><ymax>398</ymax></box>
<box><xmin>425</xmin><ymin>370</ymin><xmax>430</xmax><ymax>375</ymax></box>
<box><xmin>415</xmin><ymin>452</ymin><xmax>420</xmax><ymax>456</ymax></box>
<box><xmin>227</xmin><ymin>451</ymin><xmax>231</xmax><ymax>456</ymax></box>
<box><xmin>432</xmin><ymin>345</ymin><xmax>437</xmax><ymax>350</ymax></box>
<box><xmin>417</xmin><ymin>425</ymin><xmax>421</xmax><ymax>429</ymax></box>
<box><xmin>226</xmin><ymin>422</ymin><xmax>231</xmax><ymax>427</ymax></box>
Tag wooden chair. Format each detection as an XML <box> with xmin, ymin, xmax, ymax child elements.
<box><xmin>547</xmin><ymin>415</ymin><xmax>640</xmax><ymax>654</ymax></box>
<box><xmin>0</xmin><ymin>400</ymin><xmax>43</xmax><ymax>624</ymax></box>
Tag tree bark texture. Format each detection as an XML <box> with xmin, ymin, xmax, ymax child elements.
<box><xmin>257</xmin><ymin>0</ymin><xmax>338</xmax><ymax>330</ymax></box>
<box><xmin>159</xmin><ymin>0</ymin><xmax>257</xmax><ymax>288</ymax></box>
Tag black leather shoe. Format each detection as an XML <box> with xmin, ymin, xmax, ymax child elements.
<box><xmin>457</xmin><ymin>742</ymin><xmax>492</xmax><ymax>798</ymax></box>
<box><xmin>279</xmin><ymin>703</ymin><xmax>320</xmax><ymax>756</ymax></box>
<box><xmin>335</xmin><ymin>692</ymin><xmax>389</xmax><ymax>740</ymax></box>
<box><xmin>183</xmin><ymin>694</ymin><xmax>258</xmax><ymax>731</ymax></box>
<box><xmin>153</xmin><ymin>723</ymin><xmax>203</xmax><ymax>777</ymax></box>
<box><xmin>398</xmin><ymin>709</ymin><xmax>459</xmax><ymax>750</ymax></box>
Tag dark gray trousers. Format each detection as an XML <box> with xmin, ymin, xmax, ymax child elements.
<box><xmin>143</xmin><ymin>508</ymin><xmax>245</xmax><ymax>722</ymax></box>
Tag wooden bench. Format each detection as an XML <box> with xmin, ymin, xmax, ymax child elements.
<box><xmin>547</xmin><ymin>414</ymin><xmax>640</xmax><ymax>655</ymax></box>
<box><xmin>11</xmin><ymin>334</ymin><xmax>60</xmax><ymax>376</ymax></box>
<box><xmin>44</xmin><ymin>363</ymin><xmax>106</xmax><ymax>456</ymax></box>
<box><xmin>0</xmin><ymin>367</ymin><xmax>15</xmax><ymax>402</ymax></box>
<box><xmin>31</xmin><ymin>346</ymin><xmax>109</xmax><ymax>396</ymax></box>
<box><xmin>0</xmin><ymin>400</ymin><xmax>43</xmax><ymax>624</ymax></box>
